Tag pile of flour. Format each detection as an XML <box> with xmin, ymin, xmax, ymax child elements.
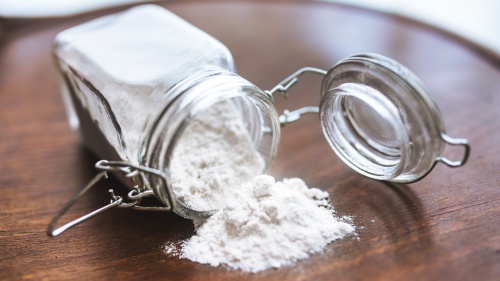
<box><xmin>167</xmin><ymin>101</ymin><xmax>355</xmax><ymax>272</ymax></box>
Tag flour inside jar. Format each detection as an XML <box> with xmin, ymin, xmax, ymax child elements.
<box><xmin>170</xmin><ymin>100</ymin><xmax>265</xmax><ymax>211</ymax></box>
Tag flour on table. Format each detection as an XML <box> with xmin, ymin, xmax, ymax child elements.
<box><xmin>167</xmin><ymin>100</ymin><xmax>355</xmax><ymax>272</ymax></box>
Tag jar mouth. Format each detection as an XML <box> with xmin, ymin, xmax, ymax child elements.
<box><xmin>320</xmin><ymin>53</ymin><xmax>446</xmax><ymax>183</ymax></box>
<box><xmin>321</xmin><ymin>83</ymin><xmax>409</xmax><ymax>180</ymax></box>
<box><xmin>141</xmin><ymin>70</ymin><xmax>280</xmax><ymax>218</ymax></box>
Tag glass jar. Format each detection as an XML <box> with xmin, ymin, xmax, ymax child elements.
<box><xmin>52</xmin><ymin>4</ymin><xmax>280</xmax><ymax>220</ymax></box>
<box><xmin>48</xmin><ymin>5</ymin><xmax>469</xmax><ymax>236</ymax></box>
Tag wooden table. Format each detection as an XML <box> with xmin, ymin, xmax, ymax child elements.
<box><xmin>1</xmin><ymin>1</ymin><xmax>499</xmax><ymax>280</ymax></box>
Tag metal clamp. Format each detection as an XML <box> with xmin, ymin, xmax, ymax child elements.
<box><xmin>265</xmin><ymin>67</ymin><xmax>327</xmax><ymax>127</ymax></box>
<box><xmin>278</xmin><ymin>107</ymin><xmax>320</xmax><ymax>126</ymax></box>
<box><xmin>437</xmin><ymin>133</ymin><xmax>471</xmax><ymax>167</ymax></box>
<box><xmin>47</xmin><ymin>160</ymin><xmax>172</xmax><ymax>237</ymax></box>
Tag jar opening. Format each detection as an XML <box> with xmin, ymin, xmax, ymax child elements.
<box><xmin>143</xmin><ymin>72</ymin><xmax>280</xmax><ymax>217</ymax></box>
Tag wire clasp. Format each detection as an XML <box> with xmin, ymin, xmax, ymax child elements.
<box><xmin>437</xmin><ymin>133</ymin><xmax>471</xmax><ymax>168</ymax></box>
<box><xmin>47</xmin><ymin>160</ymin><xmax>171</xmax><ymax>237</ymax></box>
<box><xmin>265</xmin><ymin>67</ymin><xmax>327</xmax><ymax>127</ymax></box>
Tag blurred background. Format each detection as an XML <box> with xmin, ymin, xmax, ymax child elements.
<box><xmin>1</xmin><ymin>0</ymin><xmax>499</xmax><ymax>58</ymax></box>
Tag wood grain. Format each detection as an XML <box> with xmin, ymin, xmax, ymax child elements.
<box><xmin>1</xmin><ymin>1</ymin><xmax>499</xmax><ymax>280</ymax></box>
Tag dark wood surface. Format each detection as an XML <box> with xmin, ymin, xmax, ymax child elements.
<box><xmin>1</xmin><ymin>1</ymin><xmax>499</xmax><ymax>280</ymax></box>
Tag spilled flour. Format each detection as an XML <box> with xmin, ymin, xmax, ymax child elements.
<box><xmin>166</xmin><ymin>101</ymin><xmax>355</xmax><ymax>272</ymax></box>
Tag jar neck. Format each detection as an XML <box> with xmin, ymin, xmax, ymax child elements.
<box><xmin>139</xmin><ymin>68</ymin><xmax>280</xmax><ymax>211</ymax></box>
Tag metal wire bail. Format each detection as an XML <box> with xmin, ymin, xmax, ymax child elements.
<box><xmin>437</xmin><ymin>133</ymin><xmax>471</xmax><ymax>167</ymax></box>
<box><xmin>265</xmin><ymin>67</ymin><xmax>327</xmax><ymax>127</ymax></box>
<box><xmin>47</xmin><ymin>160</ymin><xmax>172</xmax><ymax>237</ymax></box>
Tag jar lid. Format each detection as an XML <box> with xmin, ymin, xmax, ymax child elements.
<box><xmin>318</xmin><ymin>53</ymin><xmax>470</xmax><ymax>183</ymax></box>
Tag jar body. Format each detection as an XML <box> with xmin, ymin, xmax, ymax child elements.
<box><xmin>54</xmin><ymin>5</ymin><xmax>281</xmax><ymax>216</ymax></box>
<box><xmin>54</xmin><ymin>5</ymin><xmax>236</xmax><ymax>165</ymax></box>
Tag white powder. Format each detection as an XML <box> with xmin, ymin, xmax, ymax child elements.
<box><xmin>170</xmin><ymin>101</ymin><xmax>265</xmax><ymax>211</ymax></box>
<box><xmin>181</xmin><ymin>176</ymin><xmax>355</xmax><ymax>272</ymax></box>
<box><xmin>167</xmin><ymin>101</ymin><xmax>356</xmax><ymax>272</ymax></box>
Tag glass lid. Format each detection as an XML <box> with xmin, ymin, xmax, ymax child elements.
<box><xmin>319</xmin><ymin>53</ymin><xmax>470</xmax><ymax>183</ymax></box>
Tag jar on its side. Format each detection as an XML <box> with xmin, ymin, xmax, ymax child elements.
<box><xmin>53</xmin><ymin>5</ymin><xmax>280</xmax><ymax>217</ymax></box>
